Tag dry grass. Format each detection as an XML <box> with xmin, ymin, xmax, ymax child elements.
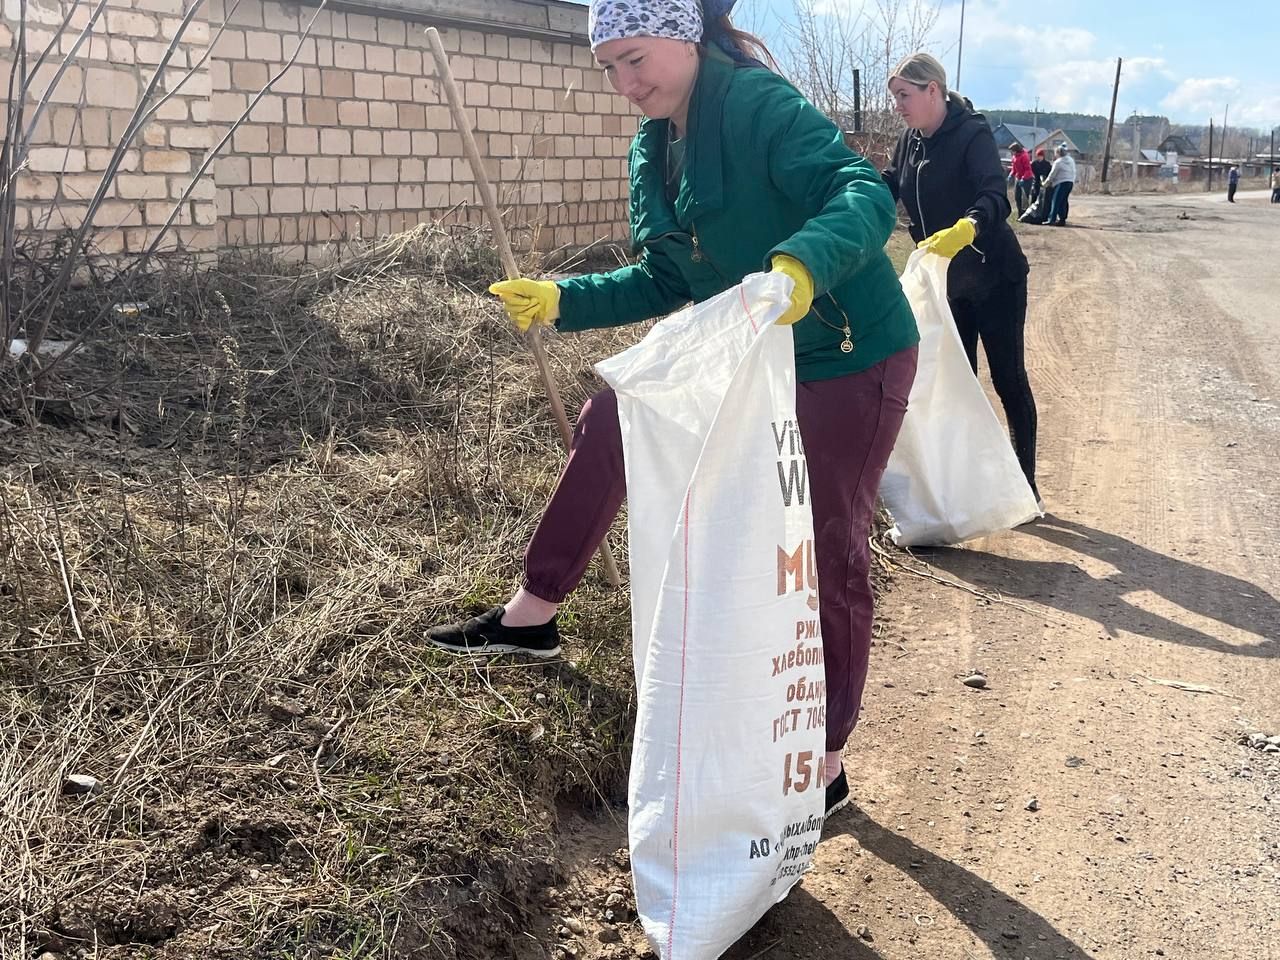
<box><xmin>0</xmin><ymin>224</ymin><xmax>642</xmax><ymax>959</ymax></box>
<box><xmin>885</xmin><ymin>228</ymin><xmax>916</xmax><ymax>275</ymax></box>
<box><xmin>0</xmin><ymin>224</ymin><xmax>902</xmax><ymax>959</ymax></box>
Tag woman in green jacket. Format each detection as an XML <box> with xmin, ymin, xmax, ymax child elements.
<box><xmin>427</xmin><ymin>0</ymin><xmax>919</xmax><ymax>816</ymax></box>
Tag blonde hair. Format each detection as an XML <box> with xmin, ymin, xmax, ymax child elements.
<box><xmin>889</xmin><ymin>52</ymin><xmax>969</xmax><ymax>110</ymax></box>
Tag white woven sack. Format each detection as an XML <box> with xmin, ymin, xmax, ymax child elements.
<box><xmin>596</xmin><ymin>273</ymin><xmax>828</xmax><ymax>959</ymax></box>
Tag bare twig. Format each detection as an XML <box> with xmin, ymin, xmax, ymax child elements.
<box><xmin>311</xmin><ymin>714</ymin><xmax>348</xmax><ymax>795</ymax></box>
<box><xmin>870</xmin><ymin>538</ymin><xmax>1058</xmax><ymax>620</ymax></box>
<box><xmin>1135</xmin><ymin>675</ymin><xmax>1241</xmax><ymax>699</ymax></box>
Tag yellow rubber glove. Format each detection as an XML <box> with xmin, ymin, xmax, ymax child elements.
<box><xmin>489</xmin><ymin>278</ymin><xmax>560</xmax><ymax>332</ymax></box>
<box><xmin>917</xmin><ymin>217</ymin><xmax>977</xmax><ymax>259</ymax></box>
<box><xmin>769</xmin><ymin>254</ymin><xmax>814</xmax><ymax>326</ymax></box>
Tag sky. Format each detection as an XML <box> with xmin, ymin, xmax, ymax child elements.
<box><xmin>744</xmin><ymin>0</ymin><xmax>1280</xmax><ymax>130</ymax></box>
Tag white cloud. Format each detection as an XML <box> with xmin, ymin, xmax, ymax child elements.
<box><xmin>1159</xmin><ymin>77</ymin><xmax>1280</xmax><ymax>127</ymax></box>
<box><xmin>786</xmin><ymin>0</ymin><xmax>1276</xmax><ymax>126</ymax></box>
<box><xmin>1027</xmin><ymin>56</ymin><xmax>1168</xmax><ymax>115</ymax></box>
<box><xmin>922</xmin><ymin>1</ymin><xmax>1171</xmax><ymax>113</ymax></box>
<box><xmin>1161</xmin><ymin>76</ymin><xmax>1240</xmax><ymax>115</ymax></box>
<box><xmin>927</xmin><ymin>0</ymin><xmax>1098</xmax><ymax>70</ymax></box>
<box><xmin>933</xmin><ymin>2</ymin><xmax>1277</xmax><ymax>126</ymax></box>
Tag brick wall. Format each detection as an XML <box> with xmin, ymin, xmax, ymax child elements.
<box><xmin>1</xmin><ymin>0</ymin><xmax>216</xmax><ymax>255</ymax></box>
<box><xmin>1</xmin><ymin>0</ymin><xmax>636</xmax><ymax>260</ymax></box>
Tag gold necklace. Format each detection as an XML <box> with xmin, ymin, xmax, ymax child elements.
<box><xmin>812</xmin><ymin>297</ymin><xmax>854</xmax><ymax>353</ymax></box>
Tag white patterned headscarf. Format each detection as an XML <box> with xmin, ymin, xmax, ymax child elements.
<box><xmin>588</xmin><ymin>0</ymin><xmax>704</xmax><ymax>51</ymax></box>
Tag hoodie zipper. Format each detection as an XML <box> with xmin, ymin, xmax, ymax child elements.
<box><xmin>911</xmin><ymin>132</ymin><xmax>930</xmax><ymax>239</ymax></box>
<box><xmin>912</xmin><ymin>130</ymin><xmax>986</xmax><ymax>264</ymax></box>
<box><xmin>643</xmin><ymin>225</ymin><xmax>730</xmax><ymax>286</ymax></box>
<box><xmin>690</xmin><ymin>222</ymin><xmax>729</xmax><ymax>284</ymax></box>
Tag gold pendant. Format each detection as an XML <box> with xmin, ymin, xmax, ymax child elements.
<box><xmin>840</xmin><ymin>327</ymin><xmax>853</xmax><ymax>353</ymax></box>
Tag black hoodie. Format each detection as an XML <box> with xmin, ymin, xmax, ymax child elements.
<box><xmin>883</xmin><ymin>100</ymin><xmax>1029</xmax><ymax>301</ymax></box>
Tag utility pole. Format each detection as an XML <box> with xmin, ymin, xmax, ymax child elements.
<box><xmin>1131</xmin><ymin>116</ymin><xmax>1141</xmax><ymax>181</ymax></box>
<box><xmin>1222</xmin><ymin>103</ymin><xmax>1229</xmax><ymax>167</ymax></box>
<box><xmin>1207</xmin><ymin>118</ymin><xmax>1214</xmax><ymax>191</ymax></box>
<box><xmin>1033</xmin><ymin>95</ymin><xmax>1039</xmax><ymax>135</ymax></box>
<box><xmin>853</xmin><ymin>68</ymin><xmax>862</xmax><ymax>133</ymax></box>
<box><xmin>1100</xmin><ymin>58</ymin><xmax>1122</xmax><ymax>189</ymax></box>
<box><xmin>1271</xmin><ymin>127</ymin><xmax>1276</xmax><ymax>182</ymax></box>
<box><xmin>956</xmin><ymin>0</ymin><xmax>966</xmax><ymax>90</ymax></box>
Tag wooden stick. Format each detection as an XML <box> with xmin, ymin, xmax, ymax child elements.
<box><xmin>424</xmin><ymin>27</ymin><xmax>622</xmax><ymax>589</ymax></box>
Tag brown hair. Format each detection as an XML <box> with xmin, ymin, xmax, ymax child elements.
<box><xmin>889</xmin><ymin>52</ymin><xmax>969</xmax><ymax>111</ymax></box>
<box><xmin>708</xmin><ymin>14</ymin><xmax>778</xmax><ymax>70</ymax></box>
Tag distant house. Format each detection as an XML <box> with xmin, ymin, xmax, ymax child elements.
<box><xmin>1038</xmin><ymin>129</ymin><xmax>1082</xmax><ymax>156</ymax></box>
<box><xmin>992</xmin><ymin>122</ymin><xmax>1082</xmax><ymax>159</ymax></box>
<box><xmin>1062</xmin><ymin>128</ymin><xmax>1106</xmax><ymax>160</ymax></box>
<box><xmin>993</xmin><ymin>122</ymin><xmax>1051</xmax><ymax>156</ymax></box>
<box><xmin>1158</xmin><ymin>134</ymin><xmax>1200</xmax><ymax>158</ymax></box>
<box><xmin>1104</xmin><ymin>148</ymin><xmax>1181</xmax><ymax>180</ymax></box>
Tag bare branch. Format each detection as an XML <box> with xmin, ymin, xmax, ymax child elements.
<box><xmin>142</xmin><ymin>0</ymin><xmax>330</xmax><ymax>267</ymax></box>
<box><xmin>31</xmin><ymin>0</ymin><xmax>332</xmax><ymax>386</ymax></box>
<box><xmin>780</xmin><ymin>0</ymin><xmax>940</xmax><ymax>143</ymax></box>
<box><xmin>23</xmin><ymin>0</ymin><xmax>211</xmax><ymax>365</ymax></box>
<box><xmin>17</xmin><ymin>0</ymin><xmax>110</xmax><ymax>153</ymax></box>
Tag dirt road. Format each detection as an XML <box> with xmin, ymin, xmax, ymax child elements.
<box><xmin>555</xmin><ymin>190</ymin><xmax>1280</xmax><ymax>959</ymax></box>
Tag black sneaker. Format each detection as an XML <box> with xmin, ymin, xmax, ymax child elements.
<box><xmin>426</xmin><ymin>605</ymin><xmax>561</xmax><ymax>658</ymax></box>
<box><xmin>825</xmin><ymin>767</ymin><xmax>851</xmax><ymax>818</ymax></box>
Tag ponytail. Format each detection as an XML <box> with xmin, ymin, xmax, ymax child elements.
<box><xmin>705</xmin><ymin>14</ymin><xmax>777</xmax><ymax>70</ymax></box>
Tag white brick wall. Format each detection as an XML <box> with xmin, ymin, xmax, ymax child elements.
<box><xmin>3</xmin><ymin>0</ymin><xmax>635</xmax><ymax>259</ymax></box>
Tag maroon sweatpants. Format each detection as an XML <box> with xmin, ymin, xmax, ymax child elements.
<box><xmin>524</xmin><ymin>346</ymin><xmax>919</xmax><ymax>752</ymax></box>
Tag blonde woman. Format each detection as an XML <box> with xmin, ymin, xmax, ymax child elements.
<box><xmin>883</xmin><ymin>53</ymin><xmax>1040</xmax><ymax>505</ymax></box>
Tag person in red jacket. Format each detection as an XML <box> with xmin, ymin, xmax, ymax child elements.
<box><xmin>1009</xmin><ymin>144</ymin><xmax>1035</xmax><ymax>215</ymax></box>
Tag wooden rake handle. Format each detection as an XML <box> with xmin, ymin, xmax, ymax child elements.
<box><xmin>424</xmin><ymin>27</ymin><xmax>622</xmax><ymax>590</ymax></box>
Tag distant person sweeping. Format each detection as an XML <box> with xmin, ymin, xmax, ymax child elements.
<box><xmin>1043</xmin><ymin>144</ymin><xmax>1076</xmax><ymax>226</ymax></box>
<box><xmin>881</xmin><ymin>52</ymin><xmax>1041</xmax><ymax>504</ymax></box>
<box><xmin>426</xmin><ymin>0</ymin><xmax>920</xmax><ymax>817</ymax></box>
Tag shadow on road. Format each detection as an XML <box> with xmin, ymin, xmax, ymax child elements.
<box><xmin>831</xmin><ymin>806</ymin><xmax>1093</xmax><ymax>958</ymax></box>
<box><xmin>723</xmin><ymin>882</ymin><xmax>880</xmax><ymax>960</ymax></box>
<box><xmin>921</xmin><ymin>515</ymin><xmax>1277</xmax><ymax>656</ymax></box>
<box><xmin>724</xmin><ymin>805</ymin><xmax>1093</xmax><ymax>959</ymax></box>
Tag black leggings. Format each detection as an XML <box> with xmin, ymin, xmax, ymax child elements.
<box><xmin>949</xmin><ymin>278</ymin><xmax>1039</xmax><ymax>495</ymax></box>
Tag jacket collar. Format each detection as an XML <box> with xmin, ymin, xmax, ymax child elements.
<box><xmin>630</xmin><ymin>47</ymin><xmax>734</xmax><ymax>247</ymax></box>
<box><xmin>923</xmin><ymin>99</ymin><xmax>984</xmax><ymax>143</ymax></box>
